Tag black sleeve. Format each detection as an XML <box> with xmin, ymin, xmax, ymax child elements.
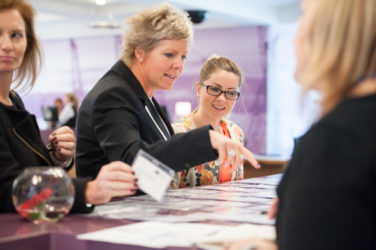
<box><xmin>0</xmin><ymin>126</ymin><xmax>92</xmax><ymax>214</ymax></box>
<box><xmin>276</xmin><ymin>122</ymin><xmax>376</xmax><ymax>250</ymax></box>
<box><xmin>70</xmin><ymin>178</ymin><xmax>94</xmax><ymax>213</ymax></box>
<box><xmin>91</xmin><ymin>87</ymin><xmax>217</xmax><ymax>172</ymax></box>
<box><xmin>0</xmin><ymin>130</ymin><xmax>20</xmax><ymax>212</ymax></box>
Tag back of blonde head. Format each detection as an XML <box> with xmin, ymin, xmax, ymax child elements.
<box><xmin>300</xmin><ymin>0</ymin><xmax>376</xmax><ymax>114</ymax></box>
<box><xmin>121</xmin><ymin>2</ymin><xmax>193</xmax><ymax>66</ymax></box>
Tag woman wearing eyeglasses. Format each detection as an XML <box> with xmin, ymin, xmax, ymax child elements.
<box><xmin>76</xmin><ymin>4</ymin><xmax>260</xmax><ymax>181</ymax></box>
<box><xmin>171</xmin><ymin>55</ymin><xmax>245</xmax><ymax>188</ymax></box>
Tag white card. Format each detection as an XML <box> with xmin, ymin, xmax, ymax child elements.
<box><xmin>132</xmin><ymin>149</ymin><xmax>175</xmax><ymax>202</ymax></box>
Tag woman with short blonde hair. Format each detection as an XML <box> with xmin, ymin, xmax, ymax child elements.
<box><xmin>76</xmin><ymin>3</ymin><xmax>259</xmax><ymax>180</ymax></box>
<box><xmin>121</xmin><ymin>2</ymin><xmax>193</xmax><ymax>66</ymax></box>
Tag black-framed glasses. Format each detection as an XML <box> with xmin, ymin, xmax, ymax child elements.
<box><xmin>200</xmin><ymin>82</ymin><xmax>240</xmax><ymax>100</ymax></box>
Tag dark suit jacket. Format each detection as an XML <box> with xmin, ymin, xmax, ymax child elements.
<box><xmin>0</xmin><ymin>92</ymin><xmax>92</xmax><ymax>213</ymax></box>
<box><xmin>76</xmin><ymin>60</ymin><xmax>217</xmax><ymax>179</ymax></box>
<box><xmin>276</xmin><ymin>94</ymin><xmax>376</xmax><ymax>250</ymax></box>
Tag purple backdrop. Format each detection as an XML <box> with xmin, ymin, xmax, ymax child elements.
<box><xmin>20</xmin><ymin>26</ymin><xmax>267</xmax><ymax>154</ymax></box>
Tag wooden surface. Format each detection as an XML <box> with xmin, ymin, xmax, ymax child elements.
<box><xmin>244</xmin><ymin>155</ymin><xmax>289</xmax><ymax>179</ymax></box>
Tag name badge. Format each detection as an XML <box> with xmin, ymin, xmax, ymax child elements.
<box><xmin>132</xmin><ymin>149</ymin><xmax>175</xmax><ymax>202</ymax></box>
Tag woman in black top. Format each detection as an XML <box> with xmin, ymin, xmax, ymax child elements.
<box><xmin>0</xmin><ymin>0</ymin><xmax>137</xmax><ymax>213</ymax></box>
<box><xmin>275</xmin><ymin>0</ymin><xmax>376</xmax><ymax>249</ymax></box>
<box><xmin>229</xmin><ymin>0</ymin><xmax>376</xmax><ymax>249</ymax></box>
<box><xmin>76</xmin><ymin>3</ymin><xmax>259</xmax><ymax>179</ymax></box>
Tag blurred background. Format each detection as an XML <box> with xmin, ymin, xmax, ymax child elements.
<box><xmin>23</xmin><ymin>0</ymin><xmax>319</xmax><ymax>157</ymax></box>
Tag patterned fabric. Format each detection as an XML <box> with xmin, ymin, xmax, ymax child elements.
<box><xmin>170</xmin><ymin>112</ymin><xmax>245</xmax><ymax>188</ymax></box>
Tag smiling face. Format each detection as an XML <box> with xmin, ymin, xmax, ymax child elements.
<box><xmin>197</xmin><ymin>69</ymin><xmax>240</xmax><ymax>122</ymax></box>
<box><xmin>0</xmin><ymin>8</ymin><xmax>27</xmax><ymax>76</ymax></box>
<box><xmin>135</xmin><ymin>39</ymin><xmax>188</xmax><ymax>96</ymax></box>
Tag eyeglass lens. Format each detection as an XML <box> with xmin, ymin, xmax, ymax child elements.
<box><xmin>206</xmin><ymin>85</ymin><xmax>239</xmax><ymax>100</ymax></box>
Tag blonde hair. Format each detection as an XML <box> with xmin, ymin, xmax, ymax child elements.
<box><xmin>0</xmin><ymin>0</ymin><xmax>42</xmax><ymax>91</ymax></box>
<box><xmin>65</xmin><ymin>93</ymin><xmax>79</xmax><ymax>112</ymax></box>
<box><xmin>200</xmin><ymin>55</ymin><xmax>243</xmax><ymax>87</ymax></box>
<box><xmin>300</xmin><ymin>0</ymin><xmax>376</xmax><ymax>114</ymax></box>
<box><xmin>121</xmin><ymin>2</ymin><xmax>193</xmax><ymax>66</ymax></box>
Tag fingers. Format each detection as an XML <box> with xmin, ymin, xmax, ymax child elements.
<box><xmin>53</xmin><ymin>126</ymin><xmax>74</xmax><ymax>135</ymax></box>
<box><xmin>233</xmin><ymin>148</ymin><xmax>242</xmax><ymax>170</ymax></box>
<box><xmin>226</xmin><ymin>238</ymin><xmax>278</xmax><ymax>250</ymax></box>
<box><xmin>102</xmin><ymin>161</ymin><xmax>135</xmax><ymax>174</ymax></box>
<box><xmin>86</xmin><ymin>161</ymin><xmax>138</xmax><ymax>205</ymax></box>
<box><xmin>52</xmin><ymin>133</ymin><xmax>76</xmax><ymax>144</ymax></box>
<box><xmin>54</xmin><ymin>147</ymin><xmax>74</xmax><ymax>161</ymax></box>
<box><xmin>53</xmin><ymin>140</ymin><xmax>75</xmax><ymax>151</ymax></box>
<box><xmin>209</xmin><ymin>131</ymin><xmax>225</xmax><ymax>164</ymax></box>
<box><xmin>210</xmin><ymin>130</ymin><xmax>259</xmax><ymax>169</ymax></box>
<box><xmin>268</xmin><ymin>197</ymin><xmax>279</xmax><ymax>219</ymax></box>
<box><xmin>104</xmin><ymin>182</ymin><xmax>138</xmax><ymax>197</ymax></box>
<box><xmin>52</xmin><ymin>140</ymin><xmax>75</xmax><ymax>161</ymax></box>
<box><xmin>48</xmin><ymin>126</ymin><xmax>74</xmax><ymax>142</ymax></box>
<box><xmin>239</xmin><ymin>147</ymin><xmax>260</xmax><ymax>169</ymax></box>
<box><xmin>49</xmin><ymin>127</ymin><xmax>76</xmax><ymax>161</ymax></box>
<box><xmin>102</xmin><ymin>169</ymin><xmax>137</xmax><ymax>183</ymax></box>
<box><xmin>99</xmin><ymin>162</ymin><xmax>138</xmax><ymax>184</ymax></box>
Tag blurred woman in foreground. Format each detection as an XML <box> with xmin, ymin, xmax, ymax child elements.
<box><xmin>230</xmin><ymin>0</ymin><xmax>376</xmax><ymax>249</ymax></box>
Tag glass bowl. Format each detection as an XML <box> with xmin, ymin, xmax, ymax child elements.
<box><xmin>12</xmin><ymin>167</ymin><xmax>75</xmax><ymax>224</ymax></box>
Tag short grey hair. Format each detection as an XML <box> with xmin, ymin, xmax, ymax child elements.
<box><xmin>120</xmin><ymin>2</ymin><xmax>193</xmax><ymax>66</ymax></box>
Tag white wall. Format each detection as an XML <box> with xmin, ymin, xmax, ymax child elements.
<box><xmin>266</xmin><ymin>23</ymin><xmax>321</xmax><ymax>157</ymax></box>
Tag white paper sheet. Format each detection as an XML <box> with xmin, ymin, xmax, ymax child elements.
<box><xmin>77</xmin><ymin>221</ymin><xmax>275</xmax><ymax>249</ymax></box>
<box><xmin>86</xmin><ymin>175</ymin><xmax>281</xmax><ymax>225</ymax></box>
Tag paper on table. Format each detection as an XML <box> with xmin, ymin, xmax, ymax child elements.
<box><xmin>196</xmin><ymin>223</ymin><xmax>275</xmax><ymax>249</ymax></box>
<box><xmin>77</xmin><ymin>221</ymin><xmax>275</xmax><ymax>249</ymax></box>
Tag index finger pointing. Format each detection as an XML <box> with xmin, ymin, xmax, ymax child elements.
<box><xmin>240</xmin><ymin>147</ymin><xmax>260</xmax><ymax>169</ymax></box>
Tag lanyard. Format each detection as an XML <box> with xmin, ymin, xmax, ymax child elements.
<box><xmin>145</xmin><ymin>104</ymin><xmax>169</xmax><ymax>141</ymax></box>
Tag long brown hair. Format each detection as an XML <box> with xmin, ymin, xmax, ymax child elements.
<box><xmin>1</xmin><ymin>0</ymin><xmax>42</xmax><ymax>91</ymax></box>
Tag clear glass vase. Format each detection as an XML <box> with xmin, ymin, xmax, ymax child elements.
<box><xmin>12</xmin><ymin>167</ymin><xmax>75</xmax><ymax>224</ymax></box>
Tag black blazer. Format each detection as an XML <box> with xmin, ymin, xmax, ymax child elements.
<box><xmin>76</xmin><ymin>60</ymin><xmax>217</xmax><ymax>179</ymax></box>
<box><xmin>276</xmin><ymin>94</ymin><xmax>376</xmax><ymax>250</ymax></box>
<box><xmin>0</xmin><ymin>92</ymin><xmax>91</xmax><ymax>213</ymax></box>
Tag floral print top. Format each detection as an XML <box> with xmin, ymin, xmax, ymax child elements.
<box><xmin>170</xmin><ymin>112</ymin><xmax>245</xmax><ymax>189</ymax></box>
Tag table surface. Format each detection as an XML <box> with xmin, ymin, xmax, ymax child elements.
<box><xmin>0</xmin><ymin>174</ymin><xmax>282</xmax><ymax>250</ymax></box>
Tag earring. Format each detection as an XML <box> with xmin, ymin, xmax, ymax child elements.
<box><xmin>139</xmin><ymin>58</ymin><xmax>143</xmax><ymax>62</ymax></box>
